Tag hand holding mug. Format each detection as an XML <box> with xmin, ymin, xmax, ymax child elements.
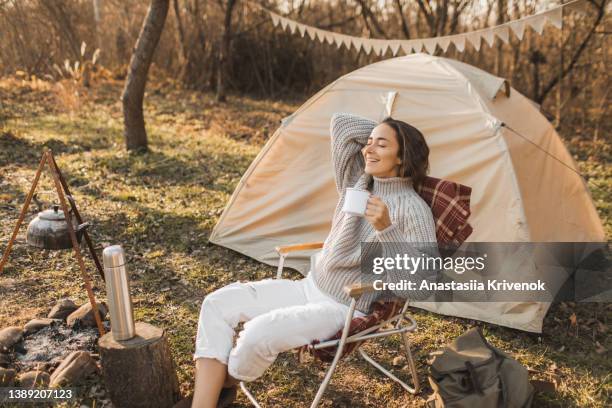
<box><xmin>364</xmin><ymin>194</ymin><xmax>392</xmax><ymax>231</ymax></box>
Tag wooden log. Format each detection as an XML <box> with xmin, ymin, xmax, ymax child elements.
<box><xmin>99</xmin><ymin>322</ymin><xmax>180</xmax><ymax>408</ymax></box>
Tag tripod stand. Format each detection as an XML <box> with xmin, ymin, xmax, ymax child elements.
<box><xmin>0</xmin><ymin>149</ymin><xmax>106</xmax><ymax>335</ymax></box>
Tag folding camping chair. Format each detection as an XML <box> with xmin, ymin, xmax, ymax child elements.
<box><xmin>239</xmin><ymin>177</ymin><xmax>473</xmax><ymax>408</ymax></box>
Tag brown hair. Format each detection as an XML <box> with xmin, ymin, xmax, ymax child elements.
<box><xmin>381</xmin><ymin>117</ymin><xmax>430</xmax><ymax>188</ymax></box>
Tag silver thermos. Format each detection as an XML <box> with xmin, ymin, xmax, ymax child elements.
<box><xmin>102</xmin><ymin>245</ymin><xmax>136</xmax><ymax>341</ymax></box>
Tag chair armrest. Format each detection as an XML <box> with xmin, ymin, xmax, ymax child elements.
<box><xmin>275</xmin><ymin>242</ymin><xmax>324</xmax><ymax>255</ymax></box>
<box><xmin>343</xmin><ymin>282</ymin><xmax>376</xmax><ymax>299</ymax></box>
<box><xmin>274</xmin><ymin>242</ymin><xmax>324</xmax><ymax>280</ymax></box>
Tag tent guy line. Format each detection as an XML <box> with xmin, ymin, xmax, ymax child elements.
<box><xmin>501</xmin><ymin>123</ymin><xmax>585</xmax><ymax>179</ymax></box>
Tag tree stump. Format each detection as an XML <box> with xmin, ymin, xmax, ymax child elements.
<box><xmin>99</xmin><ymin>322</ymin><xmax>180</xmax><ymax>408</ymax></box>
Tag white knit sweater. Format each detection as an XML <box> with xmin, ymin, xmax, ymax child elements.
<box><xmin>311</xmin><ymin>113</ymin><xmax>439</xmax><ymax>313</ymax></box>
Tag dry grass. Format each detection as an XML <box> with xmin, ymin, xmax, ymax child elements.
<box><xmin>0</xmin><ymin>77</ymin><xmax>610</xmax><ymax>407</ymax></box>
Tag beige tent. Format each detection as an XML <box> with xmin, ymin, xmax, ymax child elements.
<box><xmin>210</xmin><ymin>53</ymin><xmax>605</xmax><ymax>333</ymax></box>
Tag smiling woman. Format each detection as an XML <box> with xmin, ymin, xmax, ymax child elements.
<box><xmin>189</xmin><ymin>112</ymin><xmax>438</xmax><ymax>408</ymax></box>
<box><xmin>362</xmin><ymin>123</ymin><xmax>402</xmax><ymax>178</ymax></box>
<box><xmin>364</xmin><ymin>117</ymin><xmax>430</xmax><ymax>187</ymax></box>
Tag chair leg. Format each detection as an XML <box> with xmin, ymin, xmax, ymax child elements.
<box><xmin>239</xmin><ymin>299</ymin><xmax>357</xmax><ymax>408</ymax></box>
<box><xmin>401</xmin><ymin>331</ymin><xmax>420</xmax><ymax>393</ymax></box>
<box><xmin>309</xmin><ymin>300</ymin><xmax>357</xmax><ymax>408</ymax></box>
<box><xmin>239</xmin><ymin>357</ymin><xmax>343</xmax><ymax>408</ymax></box>
<box><xmin>275</xmin><ymin>254</ymin><xmax>285</xmax><ymax>279</ymax></box>
<box><xmin>238</xmin><ymin>358</ymin><xmax>343</xmax><ymax>408</ymax></box>
<box><xmin>309</xmin><ymin>342</ymin><xmax>344</xmax><ymax>408</ymax></box>
<box><xmin>240</xmin><ymin>381</ymin><xmax>263</xmax><ymax>408</ymax></box>
<box><xmin>358</xmin><ymin>331</ymin><xmax>420</xmax><ymax>394</ymax></box>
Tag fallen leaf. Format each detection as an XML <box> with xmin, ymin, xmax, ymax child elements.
<box><xmin>597</xmin><ymin>321</ymin><xmax>607</xmax><ymax>334</ymax></box>
<box><xmin>594</xmin><ymin>341</ymin><xmax>607</xmax><ymax>354</ymax></box>
<box><xmin>530</xmin><ymin>379</ymin><xmax>557</xmax><ymax>393</ymax></box>
<box><xmin>569</xmin><ymin>313</ymin><xmax>577</xmax><ymax>327</ymax></box>
<box><xmin>392</xmin><ymin>356</ymin><xmax>406</xmax><ymax>366</ymax></box>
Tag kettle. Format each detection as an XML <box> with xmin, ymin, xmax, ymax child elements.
<box><xmin>26</xmin><ymin>194</ymin><xmax>90</xmax><ymax>250</ymax></box>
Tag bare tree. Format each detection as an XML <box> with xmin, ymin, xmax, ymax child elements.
<box><xmin>355</xmin><ymin>0</ymin><xmax>388</xmax><ymax>38</ymax></box>
<box><xmin>415</xmin><ymin>0</ymin><xmax>471</xmax><ymax>36</ymax></box>
<box><xmin>173</xmin><ymin>0</ymin><xmax>188</xmax><ymax>78</ymax></box>
<box><xmin>177</xmin><ymin>0</ymin><xmax>209</xmax><ymax>88</ymax></box>
<box><xmin>216</xmin><ymin>0</ymin><xmax>238</xmax><ymax>102</ymax></box>
<box><xmin>494</xmin><ymin>0</ymin><xmax>506</xmax><ymax>76</ymax></box>
<box><xmin>122</xmin><ymin>0</ymin><xmax>169</xmax><ymax>152</ymax></box>
<box><xmin>93</xmin><ymin>0</ymin><xmax>103</xmax><ymax>50</ymax></box>
<box><xmin>395</xmin><ymin>0</ymin><xmax>411</xmax><ymax>39</ymax></box>
<box><xmin>39</xmin><ymin>1</ymin><xmax>82</xmax><ymax>60</ymax></box>
<box><xmin>535</xmin><ymin>0</ymin><xmax>607</xmax><ymax>104</ymax></box>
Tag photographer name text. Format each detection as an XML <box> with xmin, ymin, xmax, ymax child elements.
<box><xmin>373</xmin><ymin>279</ymin><xmax>547</xmax><ymax>292</ymax></box>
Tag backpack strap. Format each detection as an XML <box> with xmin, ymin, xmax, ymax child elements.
<box><xmin>473</xmin><ymin>327</ymin><xmax>510</xmax><ymax>408</ymax></box>
<box><xmin>464</xmin><ymin>360</ymin><xmax>484</xmax><ymax>395</ymax></box>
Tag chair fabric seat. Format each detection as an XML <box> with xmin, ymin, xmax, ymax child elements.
<box><xmin>308</xmin><ymin>300</ymin><xmax>402</xmax><ymax>362</ymax></box>
<box><xmin>301</xmin><ymin>176</ymin><xmax>473</xmax><ymax>362</ymax></box>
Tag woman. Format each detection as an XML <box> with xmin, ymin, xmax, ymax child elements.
<box><xmin>190</xmin><ymin>113</ymin><xmax>437</xmax><ymax>408</ymax></box>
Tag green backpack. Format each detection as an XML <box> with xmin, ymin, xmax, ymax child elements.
<box><xmin>426</xmin><ymin>327</ymin><xmax>534</xmax><ymax>408</ymax></box>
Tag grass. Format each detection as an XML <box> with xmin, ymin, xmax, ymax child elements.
<box><xmin>0</xmin><ymin>76</ymin><xmax>610</xmax><ymax>407</ymax></box>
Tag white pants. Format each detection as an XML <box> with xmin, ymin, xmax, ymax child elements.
<box><xmin>194</xmin><ymin>272</ymin><xmax>364</xmax><ymax>382</ymax></box>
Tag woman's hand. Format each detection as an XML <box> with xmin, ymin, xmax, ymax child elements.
<box><xmin>365</xmin><ymin>194</ymin><xmax>392</xmax><ymax>231</ymax></box>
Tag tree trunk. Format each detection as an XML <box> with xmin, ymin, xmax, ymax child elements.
<box><xmin>172</xmin><ymin>0</ymin><xmax>188</xmax><ymax>80</ymax></box>
<box><xmin>495</xmin><ymin>0</ymin><xmax>505</xmax><ymax>77</ymax></box>
<box><xmin>122</xmin><ymin>0</ymin><xmax>169</xmax><ymax>152</ymax></box>
<box><xmin>216</xmin><ymin>0</ymin><xmax>238</xmax><ymax>103</ymax></box>
<box><xmin>394</xmin><ymin>0</ymin><xmax>411</xmax><ymax>39</ymax></box>
<box><xmin>93</xmin><ymin>0</ymin><xmax>103</xmax><ymax>51</ymax></box>
<box><xmin>99</xmin><ymin>322</ymin><xmax>180</xmax><ymax>408</ymax></box>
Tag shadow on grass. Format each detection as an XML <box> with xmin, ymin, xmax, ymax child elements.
<box><xmin>0</xmin><ymin>128</ymin><xmax>113</xmax><ymax>167</ymax></box>
<box><xmin>83</xmin><ymin>148</ymin><xmax>248</xmax><ymax>193</ymax></box>
<box><xmin>245</xmin><ymin>352</ymin><xmax>396</xmax><ymax>407</ymax></box>
<box><xmin>10</xmin><ymin>113</ymin><xmax>120</xmax><ymax>148</ymax></box>
<box><xmin>0</xmin><ymin>179</ymin><xmax>32</xmax><ymax>214</ymax></box>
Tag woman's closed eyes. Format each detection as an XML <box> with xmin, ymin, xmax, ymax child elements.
<box><xmin>366</xmin><ymin>140</ymin><xmax>387</xmax><ymax>148</ymax></box>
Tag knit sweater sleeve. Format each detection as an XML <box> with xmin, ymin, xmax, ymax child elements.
<box><xmin>330</xmin><ymin>113</ymin><xmax>377</xmax><ymax>193</ymax></box>
<box><xmin>375</xmin><ymin>199</ymin><xmax>440</xmax><ymax>302</ymax></box>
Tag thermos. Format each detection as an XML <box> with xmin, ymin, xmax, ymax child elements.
<box><xmin>102</xmin><ymin>245</ymin><xmax>136</xmax><ymax>341</ymax></box>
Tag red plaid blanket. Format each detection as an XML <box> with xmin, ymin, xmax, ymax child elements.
<box><xmin>417</xmin><ymin>176</ymin><xmax>473</xmax><ymax>247</ymax></box>
<box><xmin>304</xmin><ymin>176</ymin><xmax>473</xmax><ymax>362</ymax></box>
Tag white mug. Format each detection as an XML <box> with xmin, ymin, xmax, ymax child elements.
<box><xmin>342</xmin><ymin>188</ymin><xmax>370</xmax><ymax>217</ymax></box>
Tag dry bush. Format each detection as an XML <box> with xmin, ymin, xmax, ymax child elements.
<box><xmin>0</xmin><ymin>0</ymin><xmax>608</xmax><ymax>138</ymax></box>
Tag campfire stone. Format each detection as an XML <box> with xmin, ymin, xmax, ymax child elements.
<box><xmin>0</xmin><ymin>367</ymin><xmax>16</xmax><ymax>386</ymax></box>
<box><xmin>0</xmin><ymin>353</ymin><xmax>10</xmax><ymax>367</ymax></box>
<box><xmin>48</xmin><ymin>298</ymin><xmax>79</xmax><ymax>320</ymax></box>
<box><xmin>24</xmin><ymin>318</ymin><xmax>56</xmax><ymax>335</ymax></box>
<box><xmin>19</xmin><ymin>370</ymin><xmax>50</xmax><ymax>388</ymax></box>
<box><xmin>50</xmin><ymin>351</ymin><xmax>97</xmax><ymax>388</ymax></box>
<box><xmin>66</xmin><ymin>303</ymin><xmax>107</xmax><ymax>329</ymax></box>
<box><xmin>0</xmin><ymin>326</ymin><xmax>23</xmax><ymax>351</ymax></box>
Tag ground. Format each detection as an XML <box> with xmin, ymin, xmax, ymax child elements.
<box><xmin>0</xmin><ymin>76</ymin><xmax>610</xmax><ymax>407</ymax></box>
